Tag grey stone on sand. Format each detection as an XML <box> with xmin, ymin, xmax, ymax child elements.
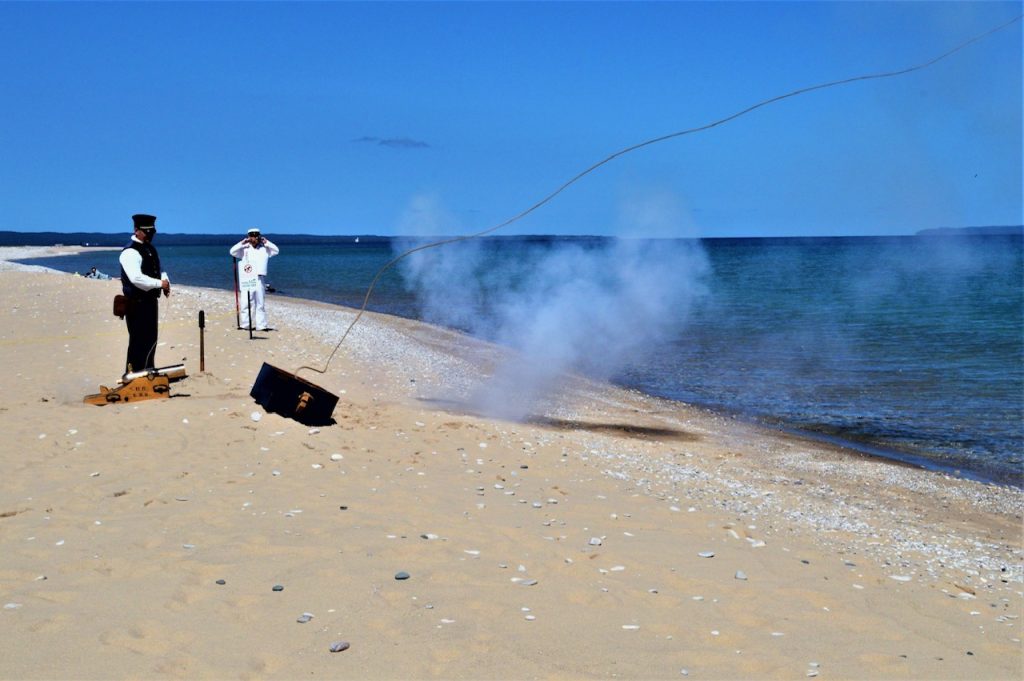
<box><xmin>329</xmin><ymin>641</ymin><xmax>350</xmax><ymax>653</ymax></box>
<box><xmin>395</xmin><ymin>571</ymin><xmax>410</xmax><ymax>580</ymax></box>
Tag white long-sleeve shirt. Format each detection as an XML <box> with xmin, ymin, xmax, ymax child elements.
<box><xmin>230</xmin><ymin>238</ymin><xmax>279</xmax><ymax>276</ymax></box>
<box><xmin>119</xmin><ymin>236</ymin><xmax>168</xmax><ymax>291</ymax></box>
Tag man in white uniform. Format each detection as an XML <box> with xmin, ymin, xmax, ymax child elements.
<box><xmin>230</xmin><ymin>227</ymin><xmax>279</xmax><ymax>331</ymax></box>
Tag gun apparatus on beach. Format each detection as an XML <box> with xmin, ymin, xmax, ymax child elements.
<box><xmin>83</xmin><ymin>364</ymin><xmax>188</xmax><ymax>406</ymax></box>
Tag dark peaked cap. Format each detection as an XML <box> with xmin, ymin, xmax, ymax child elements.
<box><xmin>132</xmin><ymin>214</ymin><xmax>157</xmax><ymax>229</ymax></box>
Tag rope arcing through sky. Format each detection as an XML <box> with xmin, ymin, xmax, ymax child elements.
<box><xmin>298</xmin><ymin>12</ymin><xmax>1022</xmax><ymax>378</ymax></box>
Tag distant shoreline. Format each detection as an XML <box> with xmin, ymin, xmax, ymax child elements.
<box><xmin>915</xmin><ymin>225</ymin><xmax>1023</xmax><ymax>236</ymax></box>
<box><xmin>1</xmin><ymin>228</ymin><xmax>1022</xmax><ymax>248</ymax></box>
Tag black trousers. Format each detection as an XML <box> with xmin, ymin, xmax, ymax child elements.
<box><xmin>125</xmin><ymin>296</ymin><xmax>159</xmax><ymax>373</ymax></box>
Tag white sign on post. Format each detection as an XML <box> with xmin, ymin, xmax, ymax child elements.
<box><xmin>238</xmin><ymin>260</ymin><xmax>259</xmax><ymax>293</ymax></box>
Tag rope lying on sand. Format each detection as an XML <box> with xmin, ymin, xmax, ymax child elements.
<box><xmin>297</xmin><ymin>12</ymin><xmax>1023</xmax><ymax>378</ymax></box>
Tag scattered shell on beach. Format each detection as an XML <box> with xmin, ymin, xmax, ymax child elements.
<box><xmin>330</xmin><ymin>453</ymin><xmax>344</xmax><ymax>461</ymax></box>
<box><xmin>699</xmin><ymin>551</ymin><xmax>715</xmax><ymax>558</ymax></box>
<box><xmin>250</xmin><ymin>411</ymin><xmax>262</xmax><ymax>422</ymax></box>
<box><xmin>735</xmin><ymin>571</ymin><xmax>748</xmax><ymax>580</ymax></box>
<box><xmin>296</xmin><ymin>612</ymin><xmax>314</xmax><ymax>623</ymax></box>
<box><xmin>395</xmin><ymin>571</ymin><xmax>410</xmax><ymax>580</ymax></box>
<box><xmin>889</xmin><ymin>575</ymin><xmax>912</xmax><ymax>582</ymax></box>
<box><xmin>329</xmin><ymin>641</ymin><xmax>350</xmax><ymax>653</ymax></box>
<box><xmin>589</xmin><ymin>537</ymin><xmax>603</xmax><ymax>546</ymax></box>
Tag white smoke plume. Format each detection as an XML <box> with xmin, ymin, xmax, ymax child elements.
<box><xmin>396</xmin><ymin>192</ymin><xmax>710</xmax><ymax>420</ymax></box>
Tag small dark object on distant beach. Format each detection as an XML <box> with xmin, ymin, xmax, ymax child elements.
<box><xmin>339</xmin><ymin>505</ymin><xmax>348</xmax><ymax>510</ymax></box>
<box><xmin>395</xmin><ymin>571</ymin><xmax>410</xmax><ymax>580</ymax></box>
<box><xmin>272</xmin><ymin>584</ymin><xmax>284</xmax><ymax>592</ymax></box>
<box><xmin>216</xmin><ymin>579</ymin><xmax>226</xmax><ymax>585</ymax></box>
<box><xmin>329</xmin><ymin>641</ymin><xmax>350</xmax><ymax>653</ymax></box>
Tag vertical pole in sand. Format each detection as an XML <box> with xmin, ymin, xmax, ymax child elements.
<box><xmin>198</xmin><ymin>310</ymin><xmax>206</xmax><ymax>372</ymax></box>
<box><xmin>247</xmin><ymin>291</ymin><xmax>253</xmax><ymax>340</ymax></box>
<box><xmin>232</xmin><ymin>257</ymin><xmax>241</xmax><ymax>329</ymax></box>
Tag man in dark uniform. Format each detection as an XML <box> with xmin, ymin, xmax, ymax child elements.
<box><xmin>118</xmin><ymin>213</ymin><xmax>170</xmax><ymax>373</ymax></box>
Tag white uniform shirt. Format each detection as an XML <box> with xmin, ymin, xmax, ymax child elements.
<box><xmin>230</xmin><ymin>238</ymin><xmax>279</xmax><ymax>276</ymax></box>
<box><xmin>119</xmin><ymin>236</ymin><xmax>169</xmax><ymax>291</ymax></box>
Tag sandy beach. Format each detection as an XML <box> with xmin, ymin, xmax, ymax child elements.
<box><xmin>0</xmin><ymin>247</ymin><xmax>1021</xmax><ymax>680</ymax></box>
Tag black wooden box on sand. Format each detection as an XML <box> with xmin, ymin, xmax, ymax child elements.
<box><xmin>250</xmin><ymin>362</ymin><xmax>338</xmax><ymax>426</ymax></box>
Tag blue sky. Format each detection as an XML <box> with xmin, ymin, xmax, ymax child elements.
<box><xmin>0</xmin><ymin>1</ymin><xmax>1020</xmax><ymax>237</ymax></box>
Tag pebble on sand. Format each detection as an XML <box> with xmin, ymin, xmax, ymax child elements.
<box><xmin>272</xmin><ymin>584</ymin><xmax>284</xmax><ymax>591</ymax></box>
<box><xmin>395</xmin><ymin>571</ymin><xmax>411</xmax><ymax>580</ymax></box>
<box><xmin>329</xmin><ymin>641</ymin><xmax>350</xmax><ymax>653</ymax></box>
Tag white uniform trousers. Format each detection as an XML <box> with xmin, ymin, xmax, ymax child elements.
<box><xmin>240</xmin><ymin>276</ymin><xmax>269</xmax><ymax>330</ymax></box>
